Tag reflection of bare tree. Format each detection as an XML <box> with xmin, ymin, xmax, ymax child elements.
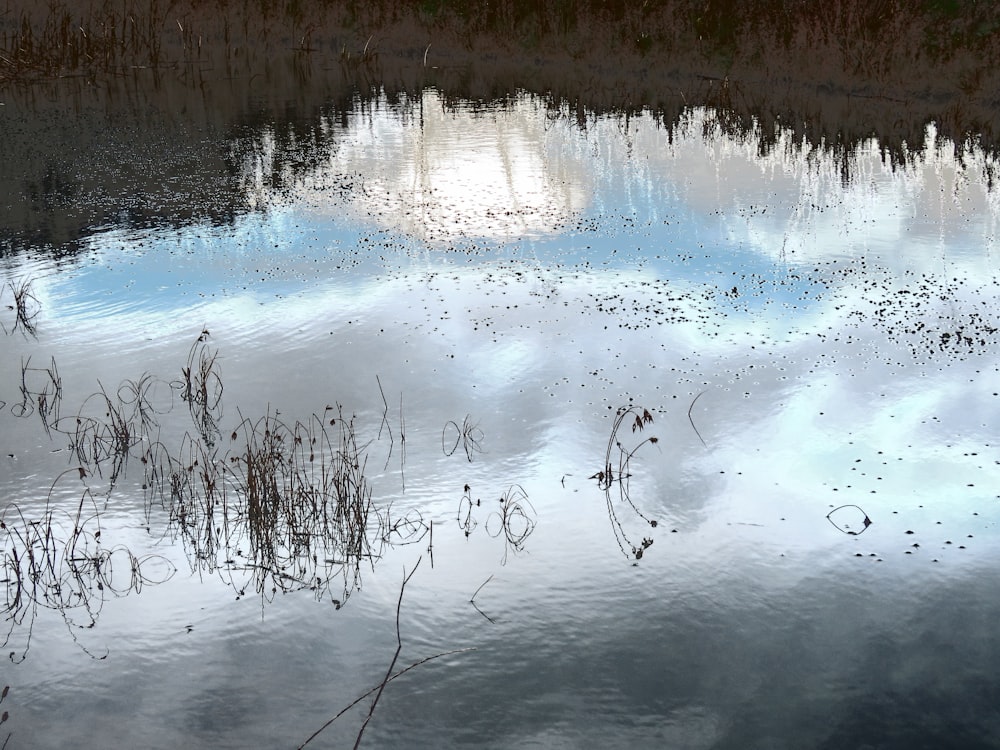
<box><xmin>0</xmin><ymin>470</ymin><xmax>176</xmax><ymax>661</ymax></box>
<box><xmin>144</xmin><ymin>406</ymin><xmax>385</xmax><ymax>607</ymax></box>
<box><xmin>590</xmin><ymin>406</ymin><xmax>660</xmax><ymax>560</ymax></box>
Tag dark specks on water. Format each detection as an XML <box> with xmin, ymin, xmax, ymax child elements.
<box><xmin>2</xmin><ymin>86</ymin><xmax>1000</xmax><ymax>749</ymax></box>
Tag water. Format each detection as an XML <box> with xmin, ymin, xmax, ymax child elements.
<box><xmin>2</xmin><ymin>81</ymin><xmax>1000</xmax><ymax>749</ymax></box>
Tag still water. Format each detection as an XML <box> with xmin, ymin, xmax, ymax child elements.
<box><xmin>3</xmin><ymin>84</ymin><xmax>1000</xmax><ymax>749</ymax></box>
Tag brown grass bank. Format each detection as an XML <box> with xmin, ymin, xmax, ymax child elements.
<box><xmin>1</xmin><ymin>1</ymin><xmax>999</xmax><ymax>164</ymax></box>
<box><xmin>3</xmin><ymin>1</ymin><xmax>998</xmax><ymax>93</ymax></box>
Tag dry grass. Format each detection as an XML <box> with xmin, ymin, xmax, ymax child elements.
<box><xmin>590</xmin><ymin>405</ymin><xmax>660</xmax><ymax>560</ymax></box>
<box><xmin>4</xmin><ymin>328</ymin><xmax>388</xmax><ymax>618</ymax></box>
<box><xmin>178</xmin><ymin>327</ymin><xmax>223</xmax><ymax>447</ymax></box>
<box><xmin>0</xmin><ymin>278</ymin><xmax>40</xmax><ymax>336</ymax></box>
<box><xmin>2</xmin><ymin>1</ymin><xmax>998</xmax><ymax>101</ymax></box>
<box><xmin>0</xmin><ymin>0</ymin><xmax>995</xmax><ymax>171</ymax></box>
<box><xmin>1</xmin><ymin>469</ymin><xmax>176</xmax><ymax>661</ymax></box>
<box><xmin>141</xmin><ymin>403</ymin><xmax>384</xmax><ymax>606</ymax></box>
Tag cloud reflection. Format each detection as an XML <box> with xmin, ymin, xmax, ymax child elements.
<box><xmin>242</xmin><ymin>89</ymin><xmax>592</xmax><ymax>244</ymax></box>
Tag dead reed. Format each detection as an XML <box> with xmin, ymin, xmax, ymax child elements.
<box><xmin>442</xmin><ymin>414</ymin><xmax>484</xmax><ymax>462</ymax></box>
<box><xmin>485</xmin><ymin>484</ymin><xmax>535</xmax><ymax>565</ymax></box>
<box><xmin>4</xmin><ymin>329</ymin><xmax>392</xmax><ymax>611</ymax></box>
<box><xmin>376</xmin><ymin>375</ymin><xmax>406</xmax><ymax>490</ymax></box>
<box><xmin>456</xmin><ymin>483</ymin><xmax>535</xmax><ymax>564</ymax></box>
<box><xmin>11</xmin><ymin>356</ymin><xmax>61</xmax><ymax>437</ymax></box>
<box><xmin>0</xmin><ymin>278</ymin><xmax>40</xmax><ymax>337</ymax></box>
<box><xmin>590</xmin><ymin>405</ymin><xmax>660</xmax><ymax>560</ymax></box>
<box><xmin>142</xmin><ymin>404</ymin><xmax>384</xmax><ymax>606</ymax></box>
<box><xmin>0</xmin><ymin>469</ymin><xmax>176</xmax><ymax>661</ymax></box>
<box><xmin>827</xmin><ymin>504</ymin><xmax>873</xmax><ymax>535</ymax></box>
<box><xmin>456</xmin><ymin>483</ymin><xmax>478</xmax><ymax>538</ymax></box>
<box><xmin>177</xmin><ymin>328</ymin><xmax>223</xmax><ymax>447</ymax></box>
<box><xmin>53</xmin><ymin>379</ymin><xmax>149</xmax><ymax>487</ymax></box>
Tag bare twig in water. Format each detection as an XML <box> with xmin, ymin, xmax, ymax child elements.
<box><xmin>589</xmin><ymin>406</ymin><xmax>660</xmax><ymax>560</ymax></box>
<box><xmin>298</xmin><ymin>557</ymin><xmax>475</xmax><ymax>749</ymax></box>
<box><xmin>398</xmin><ymin>391</ymin><xmax>406</xmax><ymax>492</ymax></box>
<box><xmin>442</xmin><ymin>415</ymin><xmax>484</xmax><ymax>462</ymax></box>
<box><xmin>826</xmin><ymin>505</ymin><xmax>873</xmax><ymax>535</ymax></box>
<box><xmin>375</xmin><ymin>376</ymin><xmax>406</xmax><ymax>490</ymax></box>
<box><xmin>297</xmin><ymin>644</ymin><xmax>474</xmax><ymax>750</ymax></box>
<box><xmin>688</xmin><ymin>390</ymin><xmax>708</xmax><ymax>448</ymax></box>
<box><xmin>353</xmin><ymin>558</ymin><xmax>421</xmax><ymax>749</ymax></box>
<box><xmin>485</xmin><ymin>485</ymin><xmax>536</xmax><ymax>565</ymax></box>
<box><xmin>469</xmin><ymin>574</ymin><xmax>496</xmax><ymax>624</ymax></box>
<box><xmin>470</xmin><ymin>573</ymin><xmax>494</xmax><ymax>602</ymax></box>
<box><xmin>427</xmin><ymin>520</ymin><xmax>433</xmax><ymax>568</ymax></box>
<box><xmin>375</xmin><ymin>375</ymin><xmax>394</xmax><ymax>469</ymax></box>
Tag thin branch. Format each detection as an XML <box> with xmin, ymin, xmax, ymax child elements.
<box><xmin>375</xmin><ymin>375</ymin><xmax>394</xmax><ymax>471</ymax></box>
<box><xmin>470</xmin><ymin>574</ymin><xmax>493</xmax><ymax>603</ymax></box>
<box><xmin>398</xmin><ymin>391</ymin><xmax>406</xmax><ymax>492</ymax></box>
<box><xmin>688</xmin><ymin>390</ymin><xmax>708</xmax><ymax>448</ymax></box>
<box><xmin>296</xmin><ymin>645</ymin><xmax>474</xmax><ymax>750</ymax></box>
<box><xmin>470</xmin><ymin>574</ymin><xmax>496</xmax><ymax>623</ymax></box>
<box><xmin>353</xmin><ymin>558</ymin><xmax>421</xmax><ymax>749</ymax></box>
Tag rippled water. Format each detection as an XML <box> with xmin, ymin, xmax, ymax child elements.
<box><xmin>3</xmin><ymin>86</ymin><xmax>1000</xmax><ymax>749</ymax></box>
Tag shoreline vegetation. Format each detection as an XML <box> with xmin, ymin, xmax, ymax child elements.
<box><xmin>1</xmin><ymin>1</ymin><xmax>999</xmax><ymax>148</ymax></box>
<box><xmin>2</xmin><ymin>2</ymin><xmax>999</xmax><ymax>117</ymax></box>
<box><xmin>2</xmin><ymin>1</ymin><xmax>1000</xmax><ymax>253</ymax></box>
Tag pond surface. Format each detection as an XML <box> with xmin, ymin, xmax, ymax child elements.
<box><xmin>3</xmin><ymin>82</ymin><xmax>1000</xmax><ymax>749</ymax></box>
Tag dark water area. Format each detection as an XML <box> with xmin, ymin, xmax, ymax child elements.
<box><xmin>2</xmin><ymin>50</ymin><xmax>1000</xmax><ymax>749</ymax></box>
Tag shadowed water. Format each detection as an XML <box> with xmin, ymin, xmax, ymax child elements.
<box><xmin>2</xmin><ymin>82</ymin><xmax>1000</xmax><ymax>749</ymax></box>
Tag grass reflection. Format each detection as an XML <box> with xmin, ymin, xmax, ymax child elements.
<box><xmin>0</xmin><ymin>279</ymin><xmax>40</xmax><ymax>337</ymax></box>
<box><xmin>12</xmin><ymin>355</ymin><xmax>61</xmax><ymax>437</ymax></box>
<box><xmin>456</xmin><ymin>483</ymin><xmax>537</xmax><ymax>565</ymax></box>
<box><xmin>143</xmin><ymin>405</ymin><xmax>384</xmax><ymax>607</ymax></box>
<box><xmin>1</xmin><ymin>327</ymin><xmax>404</xmax><ymax>659</ymax></box>
<box><xmin>1</xmin><ymin>470</ymin><xmax>176</xmax><ymax>662</ymax></box>
<box><xmin>179</xmin><ymin>328</ymin><xmax>223</xmax><ymax>448</ymax></box>
<box><xmin>591</xmin><ymin>405</ymin><xmax>660</xmax><ymax>560</ymax></box>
